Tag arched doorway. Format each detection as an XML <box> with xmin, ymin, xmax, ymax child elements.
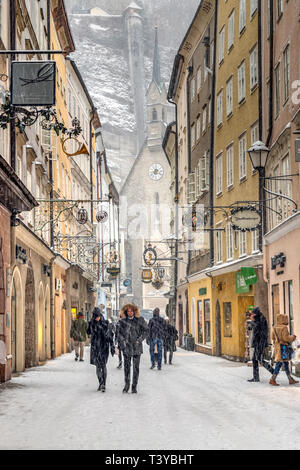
<box><xmin>38</xmin><ymin>283</ymin><xmax>45</xmax><ymax>362</ymax></box>
<box><xmin>10</xmin><ymin>267</ymin><xmax>23</xmax><ymax>373</ymax></box>
<box><xmin>215</xmin><ymin>300</ymin><xmax>222</xmax><ymax>357</ymax></box>
<box><xmin>45</xmin><ymin>286</ymin><xmax>51</xmax><ymax>359</ymax></box>
<box><xmin>25</xmin><ymin>262</ymin><xmax>36</xmax><ymax>368</ymax></box>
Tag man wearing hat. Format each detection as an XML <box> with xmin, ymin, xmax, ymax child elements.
<box><xmin>70</xmin><ymin>312</ymin><xmax>88</xmax><ymax>362</ymax></box>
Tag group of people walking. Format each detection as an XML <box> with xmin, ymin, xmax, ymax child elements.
<box><xmin>248</xmin><ymin>307</ymin><xmax>298</xmax><ymax>386</ymax></box>
<box><xmin>70</xmin><ymin>304</ymin><xmax>178</xmax><ymax>393</ymax></box>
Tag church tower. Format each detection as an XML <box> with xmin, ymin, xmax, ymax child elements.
<box><xmin>124</xmin><ymin>2</ymin><xmax>146</xmax><ymax>154</ymax></box>
<box><xmin>146</xmin><ymin>28</ymin><xmax>173</xmax><ymax>151</ymax></box>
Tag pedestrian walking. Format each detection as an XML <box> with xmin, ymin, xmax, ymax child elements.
<box><xmin>147</xmin><ymin>308</ymin><xmax>166</xmax><ymax>370</ymax></box>
<box><xmin>115</xmin><ymin>311</ymin><xmax>125</xmax><ymax>369</ymax></box>
<box><xmin>269</xmin><ymin>314</ymin><xmax>299</xmax><ymax>386</ymax></box>
<box><xmin>87</xmin><ymin>307</ymin><xmax>115</xmax><ymax>392</ymax></box>
<box><xmin>247</xmin><ymin>307</ymin><xmax>274</xmax><ymax>383</ymax></box>
<box><xmin>163</xmin><ymin>317</ymin><xmax>178</xmax><ymax>365</ymax></box>
<box><xmin>70</xmin><ymin>312</ymin><xmax>88</xmax><ymax>362</ymax></box>
<box><xmin>118</xmin><ymin>304</ymin><xmax>148</xmax><ymax>394</ymax></box>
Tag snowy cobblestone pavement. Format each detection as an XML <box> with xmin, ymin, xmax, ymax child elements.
<box><xmin>0</xmin><ymin>347</ymin><xmax>300</xmax><ymax>450</ymax></box>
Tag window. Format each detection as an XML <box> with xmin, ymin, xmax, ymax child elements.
<box><xmin>197</xmin><ymin>67</ymin><xmax>202</xmax><ymax>92</ymax></box>
<box><xmin>216</xmin><ymin>225</ymin><xmax>223</xmax><ymax>263</ymax></box>
<box><xmin>239</xmin><ymin>231</ymin><xmax>247</xmax><ymax>257</ymax></box>
<box><xmin>191</xmin><ymin>123</ymin><xmax>196</xmax><ymax>148</ymax></box>
<box><xmin>228</xmin><ymin>10</ymin><xmax>235</xmax><ymax>50</ymax></box>
<box><xmin>275</xmin><ymin>63</ymin><xmax>281</xmax><ymax>117</ymax></box>
<box><xmin>187</xmin><ymin>172</ymin><xmax>196</xmax><ymax>204</ymax></box>
<box><xmin>250</xmin><ymin>0</ymin><xmax>258</xmax><ymax>16</ymax></box>
<box><xmin>283</xmin><ymin>45</ymin><xmax>290</xmax><ymax>102</ymax></box>
<box><xmin>238</xmin><ymin>61</ymin><xmax>246</xmax><ymax>103</ymax></box>
<box><xmin>239</xmin><ymin>134</ymin><xmax>247</xmax><ymax>180</ymax></box>
<box><xmin>197</xmin><ymin>300</ymin><xmax>204</xmax><ymax>344</ymax></box>
<box><xmin>204</xmin><ymin>58</ymin><xmax>208</xmax><ymax>81</ymax></box>
<box><xmin>219</xmin><ymin>27</ymin><xmax>225</xmax><ymax>64</ymax></box>
<box><xmin>204</xmin><ymin>300</ymin><xmax>211</xmax><ymax>345</ymax></box>
<box><xmin>252</xmin><ymin>230</ymin><xmax>259</xmax><ymax>253</ymax></box>
<box><xmin>210</xmin><ymin>41</ymin><xmax>214</xmax><ymax>70</ymax></box>
<box><xmin>239</xmin><ymin>0</ymin><xmax>246</xmax><ymax>33</ymax></box>
<box><xmin>226</xmin><ymin>223</ymin><xmax>233</xmax><ymax>260</ymax></box>
<box><xmin>190</xmin><ymin>77</ymin><xmax>196</xmax><ymax>102</ymax></box>
<box><xmin>277</xmin><ymin>0</ymin><xmax>283</xmax><ymax>18</ymax></box>
<box><xmin>202</xmin><ymin>106</ymin><xmax>207</xmax><ymax>133</ymax></box>
<box><xmin>226</xmin><ymin>144</ymin><xmax>234</xmax><ymax>188</ymax></box>
<box><xmin>152</xmin><ymin>108</ymin><xmax>158</xmax><ymax>121</ymax></box>
<box><xmin>217</xmin><ymin>90</ymin><xmax>223</xmax><ymax>126</ymax></box>
<box><xmin>216</xmin><ymin>153</ymin><xmax>223</xmax><ymax>195</ymax></box>
<box><xmin>200</xmin><ymin>152</ymin><xmax>208</xmax><ymax>191</ymax></box>
<box><xmin>196</xmin><ymin>115</ymin><xmax>201</xmax><ymax>141</ymax></box>
<box><xmin>226</xmin><ymin>76</ymin><xmax>233</xmax><ymax>116</ymax></box>
<box><xmin>250</xmin><ymin>45</ymin><xmax>258</xmax><ymax>90</ymax></box>
<box><xmin>208</xmin><ymin>97</ymin><xmax>211</xmax><ymax>126</ymax></box>
<box><xmin>223</xmin><ymin>303</ymin><xmax>232</xmax><ymax>337</ymax></box>
<box><xmin>251</xmin><ymin>122</ymin><xmax>259</xmax><ymax>145</ymax></box>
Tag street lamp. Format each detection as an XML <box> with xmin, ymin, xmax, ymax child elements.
<box><xmin>247</xmin><ymin>141</ymin><xmax>270</xmax><ymax>251</ymax></box>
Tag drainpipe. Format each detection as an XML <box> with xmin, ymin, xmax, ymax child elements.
<box><xmin>89</xmin><ymin>111</ymin><xmax>96</xmax><ymax>222</ymax></box>
<box><xmin>186</xmin><ymin>65</ymin><xmax>193</xmax><ymax>279</ymax></box>
<box><xmin>266</xmin><ymin>0</ymin><xmax>274</xmax><ymax>148</ymax></box>
<box><xmin>49</xmin><ymin>255</ymin><xmax>56</xmax><ymax>359</ymax></box>
<box><xmin>209</xmin><ymin>0</ymin><xmax>218</xmax><ymax>268</ymax></box>
<box><xmin>10</xmin><ymin>0</ymin><xmax>16</xmax><ymax>170</ymax></box>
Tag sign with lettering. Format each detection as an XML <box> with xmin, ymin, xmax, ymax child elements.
<box><xmin>236</xmin><ymin>272</ymin><xmax>250</xmax><ymax>294</ymax></box>
<box><xmin>241</xmin><ymin>267</ymin><xmax>258</xmax><ymax>286</ymax></box>
<box><xmin>231</xmin><ymin>206</ymin><xmax>261</xmax><ymax>232</ymax></box>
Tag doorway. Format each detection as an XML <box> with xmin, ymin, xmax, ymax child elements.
<box><xmin>25</xmin><ymin>263</ymin><xmax>35</xmax><ymax>368</ymax></box>
<box><xmin>215</xmin><ymin>300</ymin><xmax>221</xmax><ymax>357</ymax></box>
<box><xmin>178</xmin><ymin>303</ymin><xmax>184</xmax><ymax>346</ymax></box>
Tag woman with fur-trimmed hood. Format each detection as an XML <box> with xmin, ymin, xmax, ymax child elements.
<box><xmin>118</xmin><ymin>304</ymin><xmax>149</xmax><ymax>394</ymax></box>
<box><xmin>269</xmin><ymin>314</ymin><xmax>298</xmax><ymax>386</ymax></box>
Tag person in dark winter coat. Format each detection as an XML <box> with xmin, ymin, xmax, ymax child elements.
<box><xmin>248</xmin><ymin>307</ymin><xmax>274</xmax><ymax>382</ymax></box>
<box><xmin>118</xmin><ymin>304</ymin><xmax>149</xmax><ymax>394</ymax></box>
<box><xmin>70</xmin><ymin>312</ymin><xmax>88</xmax><ymax>362</ymax></box>
<box><xmin>115</xmin><ymin>311</ymin><xmax>125</xmax><ymax>369</ymax></box>
<box><xmin>147</xmin><ymin>308</ymin><xmax>166</xmax><ymax>370</ymax></box>
<box><xmin>87</xmin><ymin>307</ymin><xmax>115</xmax><ymax>392</ymax></box>
<box><xmin>163</xmin><ymin>317</ymin><xmax>178</xmax><ymax>365</ymax></box>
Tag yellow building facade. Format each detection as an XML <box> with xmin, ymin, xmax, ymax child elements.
<box><xmin>212</xmin><ymin>0</ymin><xmax>263</xmax><ymax>360</ymax></box>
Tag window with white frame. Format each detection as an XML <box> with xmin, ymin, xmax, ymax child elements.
<box><xmin>202</xmin><ymin>106</ymin><xmax>207</xmax><ymax>133</ymax></box>
<box><xmin>208</xmin><ymin>97</ymin><xmax>211</xmax><ymax>126</ymax></box>
<box><xmin>204</xmin><ymin>58</ymin><xmax>208</xmax><ymax>81</ymax></box>
<box><xmin>250</xmin><ymin>45</ymin><xmax>258</xmax><ymax>90</ymax></box>
<box><xmin>210</xmin><ymin>41</ymin><xmax>214</xmax><ymax>70</ymax></box>
<box><xmin>251</xmin><ymin>122</ymin><xmax>259</xmax><ymax>145</ymax></box>
<box><xmin>239</xmin><ymin>0</ymin><xmax>246</xmax><ymax>33</ymax></box>
<box><xmin>197</xmin><ymin>66</ymin><xmax>202</xmax><ymax>92</ymax></box>
<box><xmin>250</xmin><ymin>0</ymin><xmax>258</xmax><ymax>17</ymax></box>
<box><xmin>228</xmin><ymin>10</ymin><xmax>235</xmax><ymax>51</ymax></box>
<box><xmin>216</xmin><ymin>226</ymin><xmax>223</xmax><ymax>263</ymax></box>
<box><xmin>275</xmin><ymin>63</ymin><xmax>281</xmax><ymax>117</ymax></box>
<box><xmin>226</xmin><ymin>145</ymin><xmax>234</xmax><ymax>188</ymax></box>
<box><xmin>191</xmin><ymin>123</ymin><xmax>196</xmax><ymax>148</ymax></box>
<box><xmin>252</xmin><ymin>230</ymin><xmax>259</xmax><ymax>253</ymax></box>
<box><xmin>216</xmin><ymin>153</ymin><xmax>223</xmax><ymax>195</ymax></box>
<box><xmin>219</xmin><ymin>27</ymin><xmax>225</xmax><ymax>64</ymax></box>
<box><xmin>187</xmin><ymin>172</ymin><xmax>196</xmax><ymax>204</ymax></box>
<box><xmin>217</xmin><ymin>90</ymin><xmax>223</xmax><ymax>126</ymax></box>
<box><xmin>226</xmin><ymin>223</ymin><xmax>234</xmax><ymax>260</ymax></box>
<box><xmin>196</xmin><ymin>115</ymin><xmax>201</xmax><ymax>141</ymax></box>
<box><xmin>239</xmin><ymin>134</ymin><xmax>247</xmax><ymax>180</ymax></box>
<box><xmin>238</xmin><ymin>60</ymin><xmax>246</xmax><ymax>103</ymax></box>
<box><xmin>191</xmin><ymin>77</ymin><xmax>196</xmax><ymax>102</ymax></box>
<box><xmin>277</xmin><ymin>0</ymin><xmax>283</xmax><ymax>18</ymax></box>
<box><xmin>239</xmin><ymin>231</ymin><xmax>247</xmax><ymax>257</ymax></box>
<box><xmin>283</xmin><ymin>45</ymin><xmax>290</xmax><ymax>103</ymax></box>
<box><xmin>200</xmin><ymin>152</ymin><xmax>208</xmax><ymax>191</ymax></box>
<box><xmin>226</xmin><ymin>77</ymin><xmax>233</xmax><ymax>116</ymax></box>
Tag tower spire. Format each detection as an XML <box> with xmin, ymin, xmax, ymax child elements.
<box><xmin>152</xmin><ymin>27</ymin><xmax>162</xmax><ymax>88</ymax></box>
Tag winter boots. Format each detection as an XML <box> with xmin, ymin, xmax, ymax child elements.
<box><xmin>123</xmin><ymin>383</ymin><xmax>130</xmax><ymax>393</ymax></box>
<box><xmin>131</xmin><ymin>385</ymin><xmax>137</xmax><ymax>394</ymax></box>
<box><xmin>117</xmin><ymin>362</ymin><xmax>122</xmax><ymax>369</ymax></box>
<box><xmin>75</xmin><ymin>354</ymin><xmax>79</xmax><ymax>361</ymax></box>
<box><xmin>269</xmin><ymin>375</ymin><xmax>280</xmax><ymax>386</ymax></box>
<box><xmin>288</xmin><ymin>376</ymin><xmax>299</xmax><ymax>385</ymax></box>
<box><xmin>248</xmin><ymin>378</ymin><xmax>260</xmax><ymax>383</ymax></box>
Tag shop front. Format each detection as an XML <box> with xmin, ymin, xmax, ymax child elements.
<box><xmin>188</xmin><ymin>276</ymin><xmax>213</xmax><ymax>356</ymax></box>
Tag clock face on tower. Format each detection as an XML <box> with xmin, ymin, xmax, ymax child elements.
<box><xmin>149</xmin><ymin>163</ymin><xmax>164</xmax><ymax>181</ymax></box>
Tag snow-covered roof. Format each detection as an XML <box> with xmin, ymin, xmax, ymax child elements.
<box><xmin>124</xmin><ymin>1</ymin><xmax>143</xmax><ymax>12</ymax></box>
<box><xmin>89</xmin><ymin>7</ymin><xmax>110</xmax><ymax>16</ymax></box>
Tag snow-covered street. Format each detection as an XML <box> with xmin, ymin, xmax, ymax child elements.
<box><xmin>1</xmin><ymin>348</ymin><xmax>300</xmax><ymax>450</ymax></box>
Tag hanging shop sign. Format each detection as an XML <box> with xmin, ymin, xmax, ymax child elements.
<box><xmin>105</xmin><ymin>250</ymin><xmax>121</xmax><ymax>266</ymax></box>
<box><xmin>199</xmin><ymin>287</ymin><xmax>207</xmax><ymax>296</ymax></box>
<box><xmin>142</xmin><ymin>269</ymin><xmax>152</xmax><ymax>283</ymax></box>
<box><xmin>240</xmin><ymin>267</ymin><xmax>258</xmax><ymax>286</ymax></box>
<box><xmin>231</xmin><ymin>206</ymin><xmax>261</xmax><ymax>232</ymax></box>
<box><xmin>106</xmin><ymin>267</ymin><xmax>120</xmax><ymax>277</ymax></box>
<box><xmin>295</xmin><ymin>139</ymin><xmax>300</xmax><ymax>162</ymax></box>
<box><xmin>236</xmin><ymin>272</ymin><xmax>250</xmax><ymax>294</ymax></box>
<box><xmin>77</xmin><ymin>207</ymin><xmax>89</xmax><ymax>225</ymax></box>
<box><xmin>11</xmin><ymin>61</ymin><xmax>56</xmax><ymax>106</ymax></box>
<box><xmin>96</xmin><ymin>210</ymin><xmax>108</xmax><ymax>223</ymax></box>
<box><xmin>123</xmin><ymin>279</ymin><xmax>132</xmax><ymax>287</ymax></box>
<box><xmin>62</xmin><ymin>137</ymin><xmax>89</xmax><ymax>157</ymax></box>
<box><xmin>152</xmin><ymin>278</ymin><xmax>164</xmax><ymax>290</ymax></box>
<box><xmin>143</xmin><ymin>246</ymin><xmax>157</xmax><ymax>266</ymax></box>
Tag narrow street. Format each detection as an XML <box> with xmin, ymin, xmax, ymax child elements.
<box><xmin>1</xmin><ymin>348</ymin><xmax>300</xmax><ymax>450</ymax></box>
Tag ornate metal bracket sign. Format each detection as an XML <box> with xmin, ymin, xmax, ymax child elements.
<box><xmin>231</xmin><ymin>206</ymin><xmax>261</xmax><ymax>232</ymax></box>
<box><xmin>11</xmin><ymin>61</ymin><xmax>56</xmax><ymax>106</ymax></box>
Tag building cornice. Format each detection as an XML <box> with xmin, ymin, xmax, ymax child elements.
<box><xmin>264</xmin><ymin>211</ymin><xmax>300</xmax><ymax>246</ymax></box>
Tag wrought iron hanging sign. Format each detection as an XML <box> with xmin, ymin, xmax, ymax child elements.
<box><xmin>11</xmin><ymin>61</ymin><xmax>56</xmax><ymax>106</ymax></box>
<box><xmin>143</xmin><ymin>245</ymin><xmax>157</xmax><ymax>266</ymax></box>
<box><xmin>142</xmin><ymin>269</ymin><xmax>152</xmax><ymax>283</ymax></box>
<box><xmin>77</xmin><ymin>207</ymin><xmax>89</xmax><ymax>225</ymax></box>
<box><xmin>96</xmin><ymin>210</ymin><xmax>108</xmax><ymax>223</ymax></box>
<box><xmin>231</xmin><ymin>206</ymin><xmax>261</xmax><ymax>232</ymax></box>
